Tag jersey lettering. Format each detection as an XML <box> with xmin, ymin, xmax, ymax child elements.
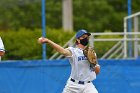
<box><xmin>78</xmin><ymin>56</ymin><xmax>87</xmax><ymax>61</ymax></box>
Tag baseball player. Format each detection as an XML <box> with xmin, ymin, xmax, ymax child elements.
<box><xmin>38</xmin><ymin>29</ymin><xmax>100</xmax><ymax>93</ymax></box>
<box><xmin>0</xmin><ymin>37</ymin><xmax>5</xmax><ymax>61</ymax></box>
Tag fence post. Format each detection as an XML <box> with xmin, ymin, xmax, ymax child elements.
<box><xmin>134</xmin><ymin>16</ymin><xmax>139</xmax><ymax>58</ymax></box>
<box><xmin>124</xmin><ymin>18</ymin><xmax>127</xmax><ymax>58</ymax></box>
<box><xmin>42</xmin><ymin>0</ymin><xmax>46</xmax><ymax>60</ymax></box>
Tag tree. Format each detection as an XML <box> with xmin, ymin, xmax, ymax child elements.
<box><xmin>0</xmin><ymin>0</ymin><xmax>139</xmax><ymax>32</ymax></box>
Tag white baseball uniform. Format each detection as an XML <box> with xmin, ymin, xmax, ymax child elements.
<box><xmin>0</xmin><ymin>37</ymin><xmax>5</xmax><ymax>61</ymax></box>
<box><xmin>62</xmin><ymin>47</ymin><xmax>98</xmax><ymax>93</ymax></box>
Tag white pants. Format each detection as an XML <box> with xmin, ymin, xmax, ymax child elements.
<box><xmin>62</xmin><ymin>79</ymin><xmax>98</xmax><ymax>93</ymax></box>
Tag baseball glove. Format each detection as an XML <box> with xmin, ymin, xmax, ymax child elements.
<box><xmin>83</xmin><ymin>46</ymin><xmax>98</xmax><ymax>65</ymax></box>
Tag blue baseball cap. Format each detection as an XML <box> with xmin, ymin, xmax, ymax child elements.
<box><xmin>76</xmin><ymin>29</ymin><xmax>91</xmax><ymax>39</ymax></box>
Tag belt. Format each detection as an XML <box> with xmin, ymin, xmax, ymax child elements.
<box><xmin>70</xmin><ymin>78</ymin><xmax>91</xmax><ymax>85</ymax></box>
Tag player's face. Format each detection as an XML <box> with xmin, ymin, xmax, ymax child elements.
<box><xmin>79</xmin><ymin>34</ymin><xmax>89</xmax><ymax>40</ymax></box>
<box><xmin>76</xmin><ymin>34</ymin><xmax>90</xmax><ymax>46</ymax></box>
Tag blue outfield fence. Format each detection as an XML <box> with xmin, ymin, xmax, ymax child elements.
<box><xmin>0</xmin><ymin>59</ymin><xmax>140</xmax><ymax>93</ymax></box>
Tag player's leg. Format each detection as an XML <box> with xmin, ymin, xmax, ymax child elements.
<box><xmin>83</xmin><ymin>82</ymin><xmax>98</xmax><ymax>93</ymax></box>
<box><xmin>62</xmin><ymin>80</ymin><xmax>82</xmax><ymax>93</ymax></box>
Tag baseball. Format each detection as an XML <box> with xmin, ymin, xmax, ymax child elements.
<box><xmin>39</xmin><ymin>37</ymin><xmax>42</xmax><ymax>41</ymax></box>
<box><xmin>38</xmin><ymin>37</ymin><xmax>43</xmax><ymax>43</ymax></box>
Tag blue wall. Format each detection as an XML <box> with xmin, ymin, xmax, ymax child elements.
<box><xmin>0</xmin><ymin>59</ymin><xmax>140</xmax><ymax>93</ymax></box>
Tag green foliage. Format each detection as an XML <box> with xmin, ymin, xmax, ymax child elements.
<box><xmin>0</xmin><ymin>0</ymin><xmax>139</xmax><ymax>32</ymax></box>
<box><xmin>0</xmin><ymin>28</ymin><xmax>42</xmax><ymax>60</ymax></box>
<box><xmin>46</xmin><ymin>28</ymin><xmax>75</xmax><ymax>58</ymax></box>
<box><xmin>73</xmin><ymin>0</ymin><xmax>115</xmax><ymax>32</ymax></box>
<box><xmin>46</xmin><ymin>0</ymin><xmax>62</xmax><ymax>28</ymax></box>
<box><xmin>0</xmin><ymin>28</ymin><xmax>75</xmax><ymax>60</ymax></box>
<box><xmin>0</xmin><ymin>0</ymin><xmax>139</xmax><ymax>60</ymax></box>
<box><xmin>0</xmin><ymin>0</ymin><xmax>42</xmax><ymax>30</ymax></box>
<box><xmin>94</xmin><ymin>31</ymin><xmax>122</xmax><ymax>58</ymax></box>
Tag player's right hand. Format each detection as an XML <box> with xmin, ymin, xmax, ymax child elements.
<box><xmin>38</xmin><ymin>37</ymin><xmax>49</xmax><ymax>44</ymax></box>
